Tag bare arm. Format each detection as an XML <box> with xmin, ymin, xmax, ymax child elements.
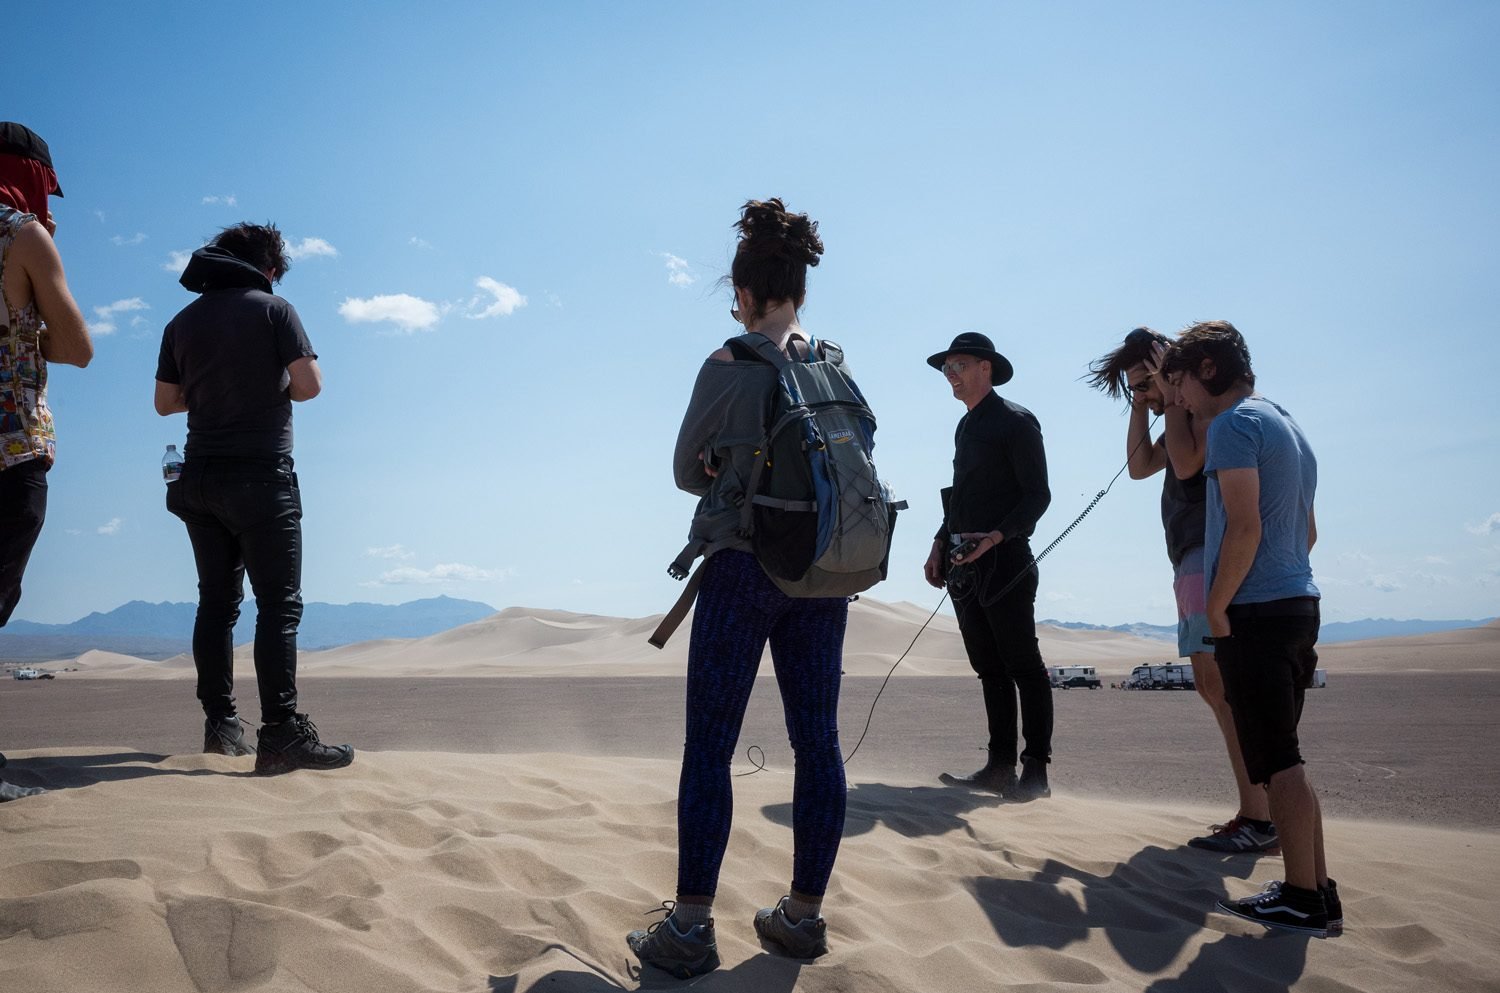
<box><xmin>1207</xmin><ymin>467</ymin><xmax>1262</xmax><ymax>636</ymax></box>
<box><xmin>287</xmin><ymin>356</ymin><xmax>322</xmax><ymax>401</ymax></box>
<box><xmin>1162</xmin><ymin>405</ymin><xmax>1206</xmax><ymax>479</ymax></box>
<box><xmin>1308</xmin><ymin>503</ymin><xmax>1317</xmax><ymax>552</ymax></box>
<box><xmin>1126</xmin><ymin>402</ymin><xmax>1167</xmax><ymax>479</ymax></box>
<box><xmin>154</xmin><ymin>380</ymin><xmax>188</xmax><ymax>415</ymax></box>
<box><xmin>17</xmin><ymin>223</ymin><xmax>92</xmax><ymax>368</ymax></box>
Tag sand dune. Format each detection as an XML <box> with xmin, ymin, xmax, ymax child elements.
<box><xmin>1</xmin><ymin>748</ymin><xmax>1495</xmax><ymax>992</ymax></box>
<box><xmin>65</xmin><ymin>598</ymin><xmax>1172</xmax><ymax>680</ymax></box>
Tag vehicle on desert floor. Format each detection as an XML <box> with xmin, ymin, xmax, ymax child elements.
<box><xmin>1049</xmin><ymin>665</ymin><xmax>1102</xmax><ymax>689</ymax></box>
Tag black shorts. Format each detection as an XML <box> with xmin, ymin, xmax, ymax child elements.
<box><xmin>1214</xmin><ymin>598</ymin><xmax>1320</xmax><ymax>786</ymax></box>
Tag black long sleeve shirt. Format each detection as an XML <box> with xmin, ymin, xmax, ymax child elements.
<box><xmin>936</xmin><ymin>390</ymin><xmax>1051</xmax><ymax>545</ymax></box>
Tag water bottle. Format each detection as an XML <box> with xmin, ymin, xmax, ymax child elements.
<box><xmin>162</xmin><ymin>444</ymin><xmax>184</xmax><ymax>484</ymax></box>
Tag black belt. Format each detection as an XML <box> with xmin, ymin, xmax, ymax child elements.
<box><xmin>1225</xmin><ymin>596</ymin><xmax>1319</xmax><ymax>619</ymax></box>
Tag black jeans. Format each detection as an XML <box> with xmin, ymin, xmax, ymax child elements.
<box><xmin>166</xmin><ymin>456</ymin><xmax>303</xmax><ymax>724</ymax></box>
<box><xmin>950</xmin><ymin>541</ymin><xmax>1054</xmax><ymax>765</ymax></box>
<box><xmin>0</xmin><ymin>459</ymin><xmax>48</xmax><ymax>628</ymax></box>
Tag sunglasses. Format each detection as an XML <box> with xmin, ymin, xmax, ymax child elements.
<box><xmin>1129</xmin><ymin>381</ymin><xmax>1153</xmax><ymax>394</ymax></box>
<box><xmin>941</xmin><ymin>359</ymin><xmax>972</xmax><ymax>376</ymax></box>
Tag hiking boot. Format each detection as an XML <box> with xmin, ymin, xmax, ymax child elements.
<box><xmin>1216</xmin><ymin>880</ymin><xmax>1328</xmax><ymax>937</ymax></box>
<box><xmin>203</xmin><ymin>715</ymin><xmax>255</xmax><ymax>756</ymax></box>
<box><xmin>0</xmin><ymin>779</ymin><xmax>46</xmax><ymax>802</ymax></box>
<box><xmin>754</xmin><ymin>896</ymin><xmax>829</xmax><ymax>959</ymax></box>
<box><xmin>254</xmin><ymin>714</ymin><xmax>354</xmax><ymax>776</ymax></box>
<box><xmin>626</xmin><ymin>903</ymin><xmax>720</xmax><ymax>979</ymax></box>
<box><xmin>1189</xmin><ymin>815</ymin><xmax>1280</xmax><ymax>854</ymax></box>
<box><xmin>1010</xmin><ymin>755</ymin><xmax>1051</xmax><ymax>802</ymax></box>
<box><xmin>939</xmin><ymin>750</ymin><xmax>1017</xmax><ymax>794</ymax></box>
<box><xmin>1322</xmin><ymin>878</ymin><xmax>1343</xmax><ymax>937</ymax></box>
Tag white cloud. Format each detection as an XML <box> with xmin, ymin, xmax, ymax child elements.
<box><xmin>1423</xmin><ymin>555</ymin><xmax>1451</xmax><ymax>565</ymax></box>
<box><xmin>1466</xmin><ymin>512</ymin><xmax>1500</xmax><ymax>535</ymax></box>
<box><xmin>661</xmin><ymin>252</ymin><xmax>696</xmax><ymax>287</ymax></box>
<box><xmin>409</xmin><ymin>236</ymin><xmax>434</xmax><ymax>250</ymax></box>
<box><xmin>110</xmin><ymin>232</ymin><xmax>147</xmax><ymax>246</ymax></box>
<box><xmin>97</xmin><ymin>517</ymin><xmax>122</xmax><ymax>536</ymax></box>
<box><xmin>202</xmin><ymin>194</ymin><xmax>238</xmax><ymax>206</ymax></box>
<box><xmin>89</xmin><ymin>297</ymin><xmax>149</xmax><ymax>335</ymax></box>
<box><xmin>65</xmin><ymin>528</ymin><xmax>83</xmax><ymax>536</ymax></box>
<box><xmin>163</xmin><ymin>250</ymin><xmax>192</xmax><ymax>274</ymax></box>
<box><xmin>1044</xmin><ymin>591</ymin><xmax>1076</xmax><ymax>602</ymax></box>
<box><xmin>339</xmin><ymin>293</ymin><xmax>442</xmax><ymax>333</ymax></box>
<box><xmin>284</xmin><ymin>236</ymin><xmax>338</xmax><ymax>261</ymax></box>
<box><xmin>1365</xmin><ymin>574</ymin><xmax>1404</xmax><ymax>593</ymax></box>
<box><xmin>93</xmin><ymin>210</ymin><xmax>106</xmax><ymax>223</ymax></box>
<box><xmin>372</xmin><ymin>563</ymin><xmax>507</xmax><ymax>585</ymax></box>
<box><xmin>465</xmin><ymin>277</ymin><xmax>526</xmax><ymax>319</ymax></box>
<box><xmin>1337</xmin><ymin>551</ymin><xmax>1376</xmax><ymax>567</ymax></box>
<box><xmin>366</xmin><ymin>544</ymin><xmax>416</xmax><ymax>560</ymax></box>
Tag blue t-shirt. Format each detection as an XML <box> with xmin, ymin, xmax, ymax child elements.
<box><xmin>1204</xmin><ymin>396</ymin><xmax>1319</xmax><ymax>604</ymax></box>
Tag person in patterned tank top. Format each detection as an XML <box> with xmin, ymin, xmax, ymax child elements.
<box><xmin>0</xmin><ymin>122</ymin><xmax>92</xmax><ymax>803</ymax></box>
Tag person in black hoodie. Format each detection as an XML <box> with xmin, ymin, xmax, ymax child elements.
<box><xmin>154</xmin><ymin>222</ymin><xmax>352</xmax><ymax>775</ymax></box>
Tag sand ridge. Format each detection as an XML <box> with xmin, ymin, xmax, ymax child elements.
<box><xmin>2</xmin><ymin>748</ymin><xmax>1498</xmax><ymax>992</ymax></box>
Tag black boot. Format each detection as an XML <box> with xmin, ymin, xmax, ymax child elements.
<box><xmin>1011</xmin><ymin>755</ymin><xmax>1051</xmax><ymax>802</ymax></box>
<box><xmin>940</xmin><ymin>750</ymin><xmax>1017</xmax><ymax>794</ymax></box>
<box><xmin>254</xmin><ymin>714</ymin><xmax>354</xmax><ymax>776</ymax></box>
<box><xmin>203</xmin><ymin>715</ymin><xmax>255</xmax><ymax>756</ymax></box>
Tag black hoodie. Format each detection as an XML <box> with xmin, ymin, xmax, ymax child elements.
<box><xmin>156</xmin><ymin>247</ymin><xmax>317</xmax><ymax>458</ymax></box>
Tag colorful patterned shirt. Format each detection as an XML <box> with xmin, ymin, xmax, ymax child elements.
<box><xmin>0</xmin><ymin>204</ymin><xmax>56</xmax><ymax>469</ymax></box>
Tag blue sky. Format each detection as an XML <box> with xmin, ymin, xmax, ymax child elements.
<box><xmin>7</xmin><ymin>2</ymin><xmax>1497</xmax><ymax>625</ymax></box>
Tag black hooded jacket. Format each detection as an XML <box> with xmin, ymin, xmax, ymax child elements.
<box><xmin>156</xmin><ymin>247</ymin><xmax>317</xmax><ymax>458</ymax></box>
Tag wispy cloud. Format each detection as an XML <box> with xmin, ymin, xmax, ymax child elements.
<box><xmin>370</xmin><ymin>563</ymin><xmax>508</xmax><ymax>585</ymax></box>
<box><xmin>339</xmin><ymin>293</ymin><xmax>442</xmax><ymax>333</ymax></box>
<box><xmin>110</xmin><ymin>232</ymin><xmax>147</xmax><ymax>246</ymax></box>
<box><xmin>465</xmin><ymin>277</ymin><xmax>526</xmax><ymax>319</ymax></box>
<box><xmin>284</xmin><ymin>236</ymin><xmax>338</xmax><ymax>261</ymax></box>
<box><xmin>366</xmin><ymin>544</ymin><xmax>416</xmax><ymax>560</ymax></box>
<box><xmin>163</xmin><ymin>249</ymin><xmax>192</xmax><ymax>274</ymax></box>
<box><xmin>660</xmin><ymin>252</ymin><xmax>697</xmax><ymax>287</ymax></box>
<box><xmin>97</xmin><ymin>517</ymin><xmax>122</xmax><ymax>536</ymax></box>
<box><xmin>1365</xmin><ymin>574</ymin><xmax>1404</xmax><ymax>592</ymax></box>
<box><xmin>93</xmin><ymin>210</ymin><xmax>106</xmax><ymax>224</ymax></box>
<box><xmin>409</xmin><ymin>236</ymin><xmax>434</xmax><ymax>251</ymax></box>
<box><xmin>1466</xmin><ymin>512</ymin><xmax>1500</xmax><ymax>535</ymax></box>
<box><xmin>90</xmin><ymin>298</ymin><xmax>149</xmax><ymax>335</ymax></box>
<box><xmin>202</xmin><ymin>194</ymin><xmax>238</xmax><ymax>206</ymax></box>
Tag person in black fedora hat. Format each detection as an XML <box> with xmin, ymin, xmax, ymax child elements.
<box><xmin>923</xmin><ymin>332</ymin><xmax>1054</xmax><ymax>800</ymax></box>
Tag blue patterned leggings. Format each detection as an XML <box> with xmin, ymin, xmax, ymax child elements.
<box><xmin>676</xmin><ymin>550</ymin><xmax>849</xmax><ymax>900</ymax></box>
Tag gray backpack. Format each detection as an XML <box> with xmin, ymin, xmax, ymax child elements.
<box><xmin>650</xmin><ymin>333</ymin><xmax>904</xmax><ymax>647</ymax></box>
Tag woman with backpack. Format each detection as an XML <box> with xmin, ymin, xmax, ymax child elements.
<box><xmin>626</xmin><ymin>199</ymin><xmax>852</xmax><ymax>978</ymax></box>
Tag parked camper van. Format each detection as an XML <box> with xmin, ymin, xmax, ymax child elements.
<box><xmin>1049</xmin><ymin>665</ymin><xmax>1102</xmax><ymax>689</ymax></box>
<box><xmin>1123</xmin><ymin>663</ymin><xmax>1195</xmax><ymax>690</ymax></box>
<box><xmin>12</xmin><ymin>668</ymin><xmax>41</xmax><ymax>680</ymax></box>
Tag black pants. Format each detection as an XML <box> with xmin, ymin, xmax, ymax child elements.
<box><xmin>166</xmin><ymin>456</ymin><xmax>303</xmax><ymax>724</ymax></box>
<box><xmin>0</xmin><ymin>460</ymin><xmax>48</xmax><ymax>628</ymax></box>
<box><xmin>950</xmin><ymin>541</ymin><xmax>1053</xmax><ymax>765</ymax></box>
<box><xmin>1216</xmin><ymin>598</ymin><xmax>1321</xmax><ymax>785</ymax></box>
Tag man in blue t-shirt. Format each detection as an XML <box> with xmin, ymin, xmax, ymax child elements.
<box><xmin>1163</xmin><ymin>321</ymin><xmax>1340</xmax><ymax>939</ymax></box>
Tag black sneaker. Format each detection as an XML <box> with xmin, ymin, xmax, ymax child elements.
<box><xmin>1322</xmin><ymin>879</ymin><xmax>1343</xmax><ymax>937</ymax></box>
<box><xmin>626</xmin><ymin>902</ymin><xmax>720</xmax><ymax>979</ymax></box>
<box><xmin>1189</xmin><ymin>815</ymin><xmax>1280</xmax><ymax>854</ymax></box>
<box><xmin>754</xmin><ymin>896</ymin><xmax>829</xmax><ymax>959</ymax></box>
<box><xmin>1216</xmin><ymin>880</ymin><xmax>1328</xmax><ymax>937</ymax></box>
<box><xmin>203</xmin><ymin>715</ymin><xmax>255</xmax><ymax>756</ymax></box>
<box><xmin>254</xmin><ymin>714</ymin><xmax>354</xmax><ymax>776</ymax></box>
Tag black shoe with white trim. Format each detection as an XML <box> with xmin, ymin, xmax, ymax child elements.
<box><xmin>1216</xmin><ymin>880</ymin><xmax>1328</xmax><ymax>937</ymax></box>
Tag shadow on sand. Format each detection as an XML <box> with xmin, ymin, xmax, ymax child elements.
<box><xmin>763</xmin><ymin>779</ymin><xmax>1009</xmax><ymax>839</ymax></box>
<box><xmin>10</xmin><ymin>751</ymin><xmax>253</xmax><ymax>789</ymax></box>
<box><xmin>487</xmin><ymin>940</ymin><xmax>805</xmax><ymax>992</ymax></box>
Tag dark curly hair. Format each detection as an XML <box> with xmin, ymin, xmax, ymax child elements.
<box><xmin>1160</xmin><ymin>320</ymin><xmax>1255</xmax><ymax>396</ymax></box>
<box><xmin>213</xmin><ymin>222</ymin><xmax>291</xmax><ymax>283</ymax></box>
<box><xmin>1086</xmin><ymin>326</ymin><xmax>1172</xmax><ymax>403</ymax></box>
<box><xmin>729</xmin><ymin>198</ymin><xmax>823</xmax><ymax>320</ymax></box>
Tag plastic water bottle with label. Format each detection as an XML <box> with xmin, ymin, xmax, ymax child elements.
<box><xmin>162</xmin><ymin>444</ymin><xmax>184</xmax><ymax>484</ymax></box>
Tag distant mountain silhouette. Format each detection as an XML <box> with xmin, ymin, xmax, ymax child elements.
<box><xmin>0</xmin><ymin>595</ymin><xmax>497</xmax><ymax>662</ymax></box>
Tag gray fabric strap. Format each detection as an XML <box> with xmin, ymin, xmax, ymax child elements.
<box><xmin>750</xmin><ymin>494</ymin><xmax>817</xmax><ymax>512</ymax></box>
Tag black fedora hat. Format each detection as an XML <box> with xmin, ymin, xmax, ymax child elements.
<box><xmin>927</xmin><ymin>331</ymin><xmax>1013</xmax><ymax>385</ymax></box>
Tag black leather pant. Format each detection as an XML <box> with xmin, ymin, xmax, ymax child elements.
<box><xmin>167</xmin><ymin>456</ymin><xmax>303</xmax><ymax>724</ymax></box>
<box><xmin>0</xmin><ymin>459</ymin><xmax>47</xmax><ymax>628</ymax></box>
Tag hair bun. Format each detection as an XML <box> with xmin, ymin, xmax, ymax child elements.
<box><xmin>736</xmin><ymin>198</ymin><xmax>824</xmax><ymax>267</ymax></box>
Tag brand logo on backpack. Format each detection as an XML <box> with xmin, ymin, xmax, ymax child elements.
<box><xmin>828</xmin><ymin>428</ymin><xmax>856</xmax><ymax>445</ymax></box>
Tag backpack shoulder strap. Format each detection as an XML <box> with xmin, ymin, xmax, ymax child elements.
<box><xmin>725</xmin><ymin>332</ymin><xmax>792</xmax><ymax>370</ymax></box>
